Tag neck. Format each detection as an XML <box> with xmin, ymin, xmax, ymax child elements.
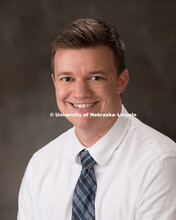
<box><xmin>75</xmin><ymin>116</ymin><xmax>118</xmax><ymax>148</ymax></box>
<box><xmin>75</xmin><ymin>102</ymin><xmax>122</xmax><ymax>147</ymax></box>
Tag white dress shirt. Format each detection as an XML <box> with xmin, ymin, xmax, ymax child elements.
<box><xmin>18</xmin><ymin>106</ymin><xmax>176</xmax><ymax>220</ymax></box>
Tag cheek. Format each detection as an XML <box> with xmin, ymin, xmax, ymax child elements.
<box><xmin>55</xmin><ymin>86</ymin><xmax>67</xmax><ymax>100</ymax></box>
<box><xmin>98</xmin><ymin>85</ymin><xmax>117</xmax><ymax>99</ymax></box>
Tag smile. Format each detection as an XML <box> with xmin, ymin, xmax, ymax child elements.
<box><xmin>73</xmin><ymin>103</ymin><xmax>96</xmax><ymax>109</ymax></box>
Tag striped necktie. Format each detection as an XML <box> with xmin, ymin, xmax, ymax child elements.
<box><xmin>72</xmin><ymin>150</ymin><xmax>97</xmax><ymax>220</ymax></box>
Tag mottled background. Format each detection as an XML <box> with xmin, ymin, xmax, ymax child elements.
<box><xmin>0</xmin><ymin>0</ymin><xmax>176</xmax><ymax>219</ymax></box>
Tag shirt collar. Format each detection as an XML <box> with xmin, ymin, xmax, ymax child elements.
<box><xmin>71</xmin><ymin>105</ymin><xmax>131</xmax><ymax>166</ymax></box>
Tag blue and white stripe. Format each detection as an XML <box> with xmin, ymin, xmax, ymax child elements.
<box><xmin>72</xmin><ymin>150</ymin><xmax>97</xmax><ymax>220</ymax></box>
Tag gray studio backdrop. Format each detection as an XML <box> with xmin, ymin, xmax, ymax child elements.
<box><xmin>0</xmin><ymin>0</ymin><xmax>176</xmax><ymax>219</ymax></box>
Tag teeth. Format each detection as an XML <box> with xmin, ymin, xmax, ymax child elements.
<box><xmin>73</xmin><ymin>103</ymin><xmax>94</xmax><ymax>109</ymax></box>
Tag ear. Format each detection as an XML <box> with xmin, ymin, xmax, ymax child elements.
<box><xmin>116</xmin><ymin>69</ymin><xmax>129</xmax><ymax>95</ymax></box>
<box><xmin>51</xmin><ymin>73</ymin><xmax>56</xmax><ymax>88</ymax></box>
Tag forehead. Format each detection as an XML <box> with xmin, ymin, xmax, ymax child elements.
<box><xmin>54</xmin><ymin>46</ymin><xmax>116</xmax><ymax>73</ymax></box>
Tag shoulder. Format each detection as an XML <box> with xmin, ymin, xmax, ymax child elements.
<box><xmin>30</xmin><ymin>127</ymin><xmax>74</xmax><ymax>165</ymax></box>
<box><xmin>123</xmin><ymin>116</ymin><xmax>176</xmax><ymax>173</ymax></box>
<box><xmin>129</xmin><ymin>116</ymin><xmax>176</xmax><ymax>152</ymax></box>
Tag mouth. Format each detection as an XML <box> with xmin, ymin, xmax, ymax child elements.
<box><xmin>72</xmin><ymin>103</ymin><xmax>96</xmax><ymax>109</ymax></box>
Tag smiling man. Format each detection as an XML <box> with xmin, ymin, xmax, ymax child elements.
<box><xmin>52</xmin><ymin>46</ymin><xmax>128</xmax><ymax>147</ymax></box>
<box><xmin>18</xmin><ymin>18</ymin><xmax>176</xmax><ymax>220</ymax></box>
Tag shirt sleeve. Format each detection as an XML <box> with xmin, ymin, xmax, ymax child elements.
<box><xmin>17</xmin><ymin>157</ymin><xmax>34</xmax><ymax>220</ymax></box>
<box><xmin>136</xmin><ymin>156</ymin><xmax>176</xmax><ymax>220</ymax></box>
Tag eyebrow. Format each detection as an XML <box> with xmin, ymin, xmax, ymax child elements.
<box><xmin>56</xmin><ymin>70</ymin><xmax>107</xmax><ymax>78</ymax></box>
<box><xmin>89</xmin><ymin>71</ymin><xmax>107</xmax><ymax>75</ymax></box>
<box><xmin>56</xmin><ymin>72</ymin><xmax>73</xmax><ymax>77</ymax></box>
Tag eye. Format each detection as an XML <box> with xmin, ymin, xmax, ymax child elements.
<box><xmin>61</xmin><ymin>77</ymin><xmax>72</xmax><ymax>82</ymax></box>
<box><xmin>91</xmin><ymin>76</ymin><xmax>103</xmax><ymax>81</ymax></box>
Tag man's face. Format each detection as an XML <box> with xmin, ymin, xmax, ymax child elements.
<box><xmin>52</xmin><ymin>46</ymin><xmax>128</xmax><ymax>132</ymax></box>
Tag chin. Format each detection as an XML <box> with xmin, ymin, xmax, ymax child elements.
<box><xmin>68</xmin><ymin>117</ymin><xmax>95</xmax><ymax>130</ymax></box>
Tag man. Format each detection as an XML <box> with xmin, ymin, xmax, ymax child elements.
<box><xmin>18</xmin><ymin>18</ymin><xmax>176</xmax><ymax>219</ymax></box>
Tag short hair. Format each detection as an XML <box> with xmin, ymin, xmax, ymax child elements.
<box><xmin>51</xmin><ymin>18</ymin><xmax>126</xmax><ymax>75</ymax></box>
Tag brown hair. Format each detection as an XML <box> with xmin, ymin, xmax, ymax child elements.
<box><xmin>51</xmin><ymin>18</ymin><xmax>126</xmax><ymax>75</ymax></box>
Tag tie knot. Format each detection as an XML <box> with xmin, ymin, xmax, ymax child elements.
<box><xmin>79</xmin><ymin>150</ymin><xmax>96</xmax><ymax>169</ymax></box>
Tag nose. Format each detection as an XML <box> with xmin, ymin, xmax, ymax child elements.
<box><xmin>72</xmin><ymin>79</ymin><xmax>92</xmax><ymax>100</ymax></box>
